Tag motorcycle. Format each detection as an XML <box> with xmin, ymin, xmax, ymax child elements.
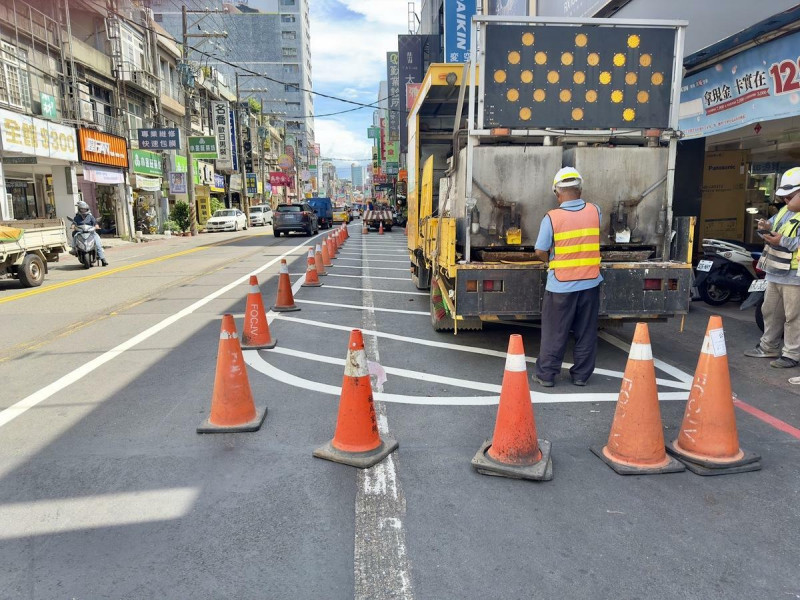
<box><xmin>67</xmin><ymin>217</ymin><xmax>99</xmax><ymax>269</ymax></box>
<box><xmin>694</xmin><ymin>238</ymin><xmax>762</xmax><ymax>306</ymax></box>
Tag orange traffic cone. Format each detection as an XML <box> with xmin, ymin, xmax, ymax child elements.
<box><xmin>321</xmin><ymin>236</ymin><xmax>333</xmax><ymax>267</ymax></box>
<box><xmin>325</xmin><ymin>236</ymin><xmax>336</xmax><ymax>260</ymax></box>
<box><xmin>666</xmin><ymin>316</ymin><xmax>761</xmax><ymax>474</ymax></box>
<box><xmin>314</xmin><ymin>243</ymin><xmax>327</xmax><ymax>276</ymax></box>
<box><xmin>313</xmin><ymin>329</ymin><xmax>398</xmax><ymax>468</ymax></box>
<box><xmin>471</xmin><ymin>334</ymin><xmax>552</xmax><ymax>481</ymax></box>
<box><xmin>241</xmin><ymin>275</ymin><xmax>277</xmax><ymax>350</ymax></box>
<box><xmin>271</xmin><ymin>259</ymin><xmax>300</xmax><ymax>312</ymax></box>
<box><xmin>344</xmin><ymin>225</ymin><xmax>349</xmax><ymax>240</ymax></box>
<box><xmin>378</xmin><ymin>221</ymin><xmax>384</xmax><ymax>235</ymax></box>
<box><xmin>591</xmin><ymin>323</ymin><xmax>684</xmax><ymax>475</ymax></box>
<box><xmin>362</xmin><ymin>222</ymin><xmax>368</xmax><ymax>235</ymax></box>
<box><xmin>302</xmin><ymin>247</ymin><xmax>322</xmax><ymax>287</ymax></box>
<box><xmin>197</xmin><ymin>314</ymin><xmax>266</xmax><ymax>433</ymax></box>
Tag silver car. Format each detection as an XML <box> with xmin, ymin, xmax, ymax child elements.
<box><xmin>249</xmin><ymin>205</ymin><xmax>273</xmax><ymax>226</ymax></box>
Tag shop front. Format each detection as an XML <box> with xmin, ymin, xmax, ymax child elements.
<box><xmin>194</xmin><ymin>159</ymin><xmax>215</xmax><ymax>226</ymax></box>
<box><xmin>0</xmin><ymin>108</ymin><xmax>79</xmax><ymax>221</ymax></box>
<box><xmin>130</xmin><ymin>149</ymin><xmax>163</xmax><ymax>235</ymax></box>
<box><xmin>210</xmin><ymin>173</ymin><xmax>226</xmax><ymax>208</ymax></box>
<box><xmin>76</xmin><ymin>128</ymin><xmax>131</xmax><ymax>238</ymax></box>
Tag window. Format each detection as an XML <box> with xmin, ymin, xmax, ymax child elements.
<box><xmin>282</xmin><ymin>31</ymin><xmax>296</xmax><ymax>40</ymax></box>
<box><xmin>287</xmin><ymin>101</ymin><xmax>301</xmax><ymax>110</ymax></box>
<box><xmin>281</xmin><ymin>15</ymin><xmax>296</xmax><ymax>22</ymax></box>
<box><xmin>0</xmin><ymin>43</ymin><xmax>31</xmax><ymax>110</ymax></box>
<box><xmin>120</xmin><ymin>23</ymin><xmax>145</xmax><ymax>71</ymax></box>
<box><xmin>284</xmin><ymin>83</ymin><xmax>299</xmax><ymax>93</ymax></box>
<box><xmin>282</xmin><ymin>47</ymin><xmax>297</xmax><ymax>57</ymax></box>
<box><xmin>154</xmin><ymin>13</ymin><xmax>163</xmax><ymax>22</ymax></box>
<box><xmin>283</xmin><ymin>64</ymin><xmax>299</xmax><ymax>74</ymax></box>
<box><xmin>280</xmin><ymin>0</ymin><xmax>296</xmax><ymax>5</ymax></box>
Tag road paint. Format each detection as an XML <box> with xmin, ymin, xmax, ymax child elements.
<box><xmin>337</xmin><ymin>251</ymin><xmax>407</xmax><ymax>257</ymax></box>
<box><xmin>733</xmin><ymin>397</ymin><xmax>800</xmax><ymax>441</ymax></box>
<box><xmin>294</xmin><ymin>298</ymin><xmax>428</xmax><ymax>316</ymax></box>
<box><xmin>328</xmin><ymin>265</ymin><xmax>410</xmax><ymax>272</ymax></box>
<box><xmin>335</xmin><ymin>257</ymin><xmax>410</xmax><ymax>264</ymax></box>
<box><xmin>598</xmin><ymin>330</ymin><xmax>694</xmax><ymax>384</ymax></box>
<box><xmin>290</xmin><ymin>272</ymin><xmax>410</xmax><ymax>282</ymax></box>
<box><xmin>322</xmin><ymin>285</ymin><xmax>427</xmax><ymax>296</ymax></box>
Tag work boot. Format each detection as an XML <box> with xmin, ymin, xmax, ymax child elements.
<box><xmin>532</xmin><ymin>374</ymin><xmax>554</xmax><ymax>388</ymax></box>
<box><xmin>744</xmin><ymin>345</ymin><xmax>779</xmax><ymax>358</ymax></box>
<box><xmin>770</xmin><ymin>357</ymin><xmax>798</xmax><ymax>368</ymax></box>
<box><xmin>101</xmin><ymin>259</ymin><xmax>108</xmax><ymax>267</ymax></box>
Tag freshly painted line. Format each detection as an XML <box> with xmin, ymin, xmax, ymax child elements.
<box><xmin>337</xmin><ymin>251</ymin><xmax>407</xmax><ymax>257</ymax></box>
<box><xmin>733</xmin><ymin>397</ymin><xmax>800</xmax><ymax>441</ymax></box>
<box><xmin>289</xmin><ymin>273</ymin><xmax>410</xmax><ymax>281</ymax></box>
<box><xmin>269</xmin><ymin>315</ymin><xmax>692</xmax><ymax>390</ymax></box>
<box><xmin>335</xmin><ymin>257</ymin><xmax>409</xmax><ymax>264</ymax></box>
<box><xmin>294</xmin><ymin>298</ymin><xmax>428</xmax><ymax>316</ymax></box>
<box><xmin>322</xmin><ymin>285</ymin><xmax>428</xmax><ymax>296</ymax></box>
<box><xmin>328</xmin><ymin>265</ymin><xmax>409</xmax><ymax>272</ymax></box>
<box><xmin>598</xmin><ymin>330</ymin><xmax>694</xmax><ymax>384</ymax></box>
<box><xmin>0</xmin><ymin>238</ymin><xmax>315</xmax><ymax>430</ymax></box>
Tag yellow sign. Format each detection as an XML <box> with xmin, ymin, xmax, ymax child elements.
<box><xmin>195</xmin><ymin>186</ymin><xmax>211</xmax><ymax>225</ymax></box>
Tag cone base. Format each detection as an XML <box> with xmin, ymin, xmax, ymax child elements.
<box><xmin>313</xmin><ymin>437</ymin><xmax>398</xmax><ymax>469</ymax></box>
<box><xmin>301</xmin><ymin>281</ymin><xmax>323</xmax><ymax>287</ymax></box>
<box><xmin>471</xmin><ymin>439</ymin><xmax>553</xmax><ymax>481</ymax></box>
<box><xmin>666</xmin><ymin>441</ymin><xmax>761</xmax><ymax>476</ymax></box>
<box><xmin>197</xmin><ymin>407</ymin><xmax>267</xmax><ymax>434</ymax></box>
<box><xmin>271</xmin><ymin>305</ymin><xmax>300</xmax><ymax>312</ymax></box>
<box><xmin>590</xmin><ymin>444</ymin><xmax>685</xmax><ymax>475</ymax></box>
<box><xmin>241</xmin><ymin>338</ymin><xmax>277</xmax><ymax>350</ymax></box>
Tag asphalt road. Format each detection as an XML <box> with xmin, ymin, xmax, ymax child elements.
<box><xmin>1</xmin><ymin>224</ymin><xmax>798</xmax><ymax>600</ymax></box>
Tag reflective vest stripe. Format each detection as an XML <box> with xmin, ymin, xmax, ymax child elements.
<box><xmin>762</xmin><ymin>206</ymin><xmax>800</xmax><ymax>273</ymax></box>
<box><xmin>547</xmin><ymin>203</ymin><xmax>601</xmax><ymax>282</ymax></box>
<box><xmin>553</xmin><ymin>227</ymin><xmax>600</xmax><ymax>241</ymax></box>
<box><xmin>553</xmin><ymin>242</ymin><xmax>600</xmax><ymax>255</ymax></box>
<box><xmin>549</xmin><ymin>257</ymin><xmax>602</xmax><ymax>269</ymax></box>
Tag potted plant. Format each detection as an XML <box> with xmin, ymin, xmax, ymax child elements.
<box><xmin>170</xmin><ymin>201</ymin><xmax>191</xmax><ymax>235</ymax></box>
<box><xmin>162</xmin><ymin>220</ymin><xmax>178</xmax><ymax>237</ymax></box>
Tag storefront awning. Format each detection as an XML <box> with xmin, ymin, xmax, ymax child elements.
<box><xmin>82</xmin><ymin>165</ymin><xmax>125</xmax><ymax>184</ymax></box>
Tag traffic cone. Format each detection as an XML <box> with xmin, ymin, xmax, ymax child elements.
<box><xmin>302</xmin><ymin>247</ymin><xmax>322</xmax><ymax>287</ymax></box>
<box><xmin>241</xmin><ymin>275</ymin><xmax>277</xmax><ymax>350</ymax></box>
<box><xmin>321</xmin><ymin>236</ymin><xmax>333</xmax><ymax>267</ymax></box>
<box><xmin>314</xmin><ymin>243</ymin><xmax>327</xmax><ymax>276</ymax></box>
<box><xmin>344</xmin><ymin>225</ymin><xmax>349</xmax><ymax>240</ymax></box>
<box><xmin>471</xmin><ymin>334</ymin><xmax>552</xmax><ymax>481</ymax></box>
<box><xmin>378</xmin><ymin>221</ymin><xmax>384</xmax><ymax>235</ymax></box>
<box><xmin>666</xmin><ymin>316</ymin><xmax>761</xmax><ymax>474</ymax></box>
<box><xmin>197</xmin><ymin>314</ymin><xmax>266</xmax><ymax>433</ymax></box>
<box><xmin>326</xmin><ymin>235</ymin><xmax>337</xmax><ymax>260</ymax></box>
<box><xmin>591</xmin><ymin>323</ymin><xmax>684</xmax><ymax>475</ymax></box>
<box><xmin>332</xmin><ymin>230</ymin><xmax>341</xmax><ymax>253</ymax></box>
<box><xmin>271</xmin><ymin>259</ymin><xmax>300</xmax><ymax>312</ymax></box>
<box><xmin>313</xmin><ymin>329</ymin><xmax>398</xmax><ymax>468</ymax></box>
<box><xmin>362</xmin><ymin>222</ymin><xmax>369</xmax><ymax>235</ymax></box>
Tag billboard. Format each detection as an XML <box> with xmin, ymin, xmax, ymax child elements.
<box><xmin>386</xmin><ymin>51</ymin><xmax>401</xmax><ymax>141</ymax></box>
<box><xmin>398</xmin><ymin>35</ymin><xmax>426</xmax><ymax>153</ymax></box>
<box><xmin>211</xmin><ymin>101</ymin><xmax>232</xmax><ymax>170</ymax></box>
<box><xmin>444</xmin><ymin>0</ymin><xmax>477</xmax><ymax>63</ymax></box>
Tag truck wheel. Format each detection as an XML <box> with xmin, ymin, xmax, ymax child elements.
<box><xmin>18</xmin><ymin>254</ymin><xmax>45</xmax><ymax>287</ymax></box>
<box><xmin>412</xmin><ymin>253</ymin><xmax>431</xmax><ymax>290</ymax></box>
<box><xmin>430</xmin><ymin>280</ymin><xmax>454</xmax><ymax>332</ymax></box>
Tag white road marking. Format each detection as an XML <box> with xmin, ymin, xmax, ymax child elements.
<box><xmin>294</xmin><ymin>299</ymin><xmax>428</xmax><ymax>315</ymax></box>
<box><xmin>290</xmin><ymin>273</ymin><xmax>410</xmax><ymax>281</ymax></box>
<box><xmin>322</xmin><ymin>285</ymin><xmax>427</xmax><ymax>296</ymax></box>
<box><xmin>598</xmin><ymin>331</ymin><xmax>694</xmax><ymax>384</ymax></box>
<box><xmin>329</xmin><ymin>264</ymin><xmax>410</xmax><ymax>272</ymax></box>
<box><xmin>337</xmin><ymin>251</ymin><xmax>407</xmax><ymax>257</ymax></box>
<box><xmin>335</xmin><ymin>257</ymin><xmax>410</xmax><ymax>264</ymax></box>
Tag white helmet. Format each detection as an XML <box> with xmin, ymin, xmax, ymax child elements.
<box><xmin>77</xmin><ymin>201</ymin><xmax>90</xmax><ymax>214</ymax></box>
<box><xmin>776</xmin><ymin>167</ymin><xmax>800</xmax><ymax>197</ymax></box>
<box><xmin>552</xmin><ymin>167</ymin><xmax>583</xmax><ymax>193</ymax></box>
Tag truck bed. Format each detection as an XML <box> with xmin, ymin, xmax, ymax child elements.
<box><xmin>0</xmin><ymin>219</ymin><xmax>68</xmax><ymax>260</ymax></box>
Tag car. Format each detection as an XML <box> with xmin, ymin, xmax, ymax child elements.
<box><xmin>332</xmin><ymin>207</ymin><xmax>350</xmax><ymax>223</ymax></box>
<box><xmin>350</xmin><ymin>207</ymin><xmax>360</xmax><ymax>220</ymax></box>
<box><xmin>249</xmin><ymin>205</ymin><xmax>273</xmax><ymax>226</ymax></box>
<box><xmin>273</xmin><ymin>203</ymin><xmax>319</xmax><ymax>237</ymax></box>
<box><xmin>206</xmin><ymin>209</ymin><xmax>247</xmax><ymax>232</ymax></box>
<box><xmin>307</xmin><ymin>197</ymin><xmax>333</xmax><ymax>229</ymax></box>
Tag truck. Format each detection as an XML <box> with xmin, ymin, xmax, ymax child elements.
<box><xmin>407</xmin><ymin>15</ymin><xmax>694</xmax><ymax>332</ymax></box>
<box><xmin>0</xmin><ymin>219</ymin><xmax>69</xmax><ymax>288</ymax></box>
<box><xmin>308</xmin><ymin>197</ymin><xmax>333</xmax><ymax>229</ymax></box>
<box><xmin>363</xmin><ymin>208</ymin><xmax>394</xmax><ymax>232</ymax></box>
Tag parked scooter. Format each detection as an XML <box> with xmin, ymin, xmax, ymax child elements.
<box><xmin>66</xmin><ymin>216</ymin><xmax>99</xmax><ymax>269</ymax></box>
<box><xmin>694</xmin><ymin>238</ymin><xmax>762</xmax><ymax>306</ymax></box>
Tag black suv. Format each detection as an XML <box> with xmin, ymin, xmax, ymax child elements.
<box><xmin>273</xmin><ymin>203</ymin><xmax>319</xmax><ymax>237</ymax></box>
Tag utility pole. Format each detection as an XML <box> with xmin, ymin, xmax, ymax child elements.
<box><xmin>181</xmin><ymin>5</ymin><xmax>226</xmax><ymax>236</ymax></box>
<box><xmin>260</xmin><ymin>104</ymin><xmax>268</xmax><ymax>209</ymax></box>
<box><xmin>235</xmin><ymin>72</ymin><xmax>250</xmax><ymax>227</ymax></box>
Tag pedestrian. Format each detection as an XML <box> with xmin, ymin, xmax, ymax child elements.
<box><xmin>532</xmin><ymin>167</ymin><xmax>602</xmax><ymax>387</ymax></box>
<box><xmin>70</xmin><ymin>201</ymin><xmax>108</xmax><ymax>266</ymax></box>
<box><xmin>745</xmin><ymin>167</ymin><xmax>800</xmax><ymax>368</ymax></box>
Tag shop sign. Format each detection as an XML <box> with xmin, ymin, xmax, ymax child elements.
<box><xmin>443</xmin><ymin>0</ymin><xmax>476</xmax><ymax>63</ymax></box>
<box><xmin>3</xmin><ymin>156</ymin><xmax>37</xmax><ymax>165</ymax></box>
<box><xmin>174</xmin><ymin>154</ymin><xmax>187</xmax><ymax>173</ymax></box>
<box><xmin>367</xmin><ymin>126</ymin><xmax>380</xmax><ymax>139</ymax></box>
<box><xmin>138</xmin><ymin>128</ymin><xmax>180</xmax><ymax>150</ymax></box>
<box><xmin>194</xmin><ymin>160</ymin><xmax>214</xmax><ymax>185</ymax></box>
<box><xmin>211</xmin><ymin>173</ymin><xmax>225</xmax><ymax>192</ymax></box>
<box><xmin>211</xmin><ymin>101</ymin><xmax>233</xmax><ymax>170</ymax></box>
<box><xmin>278</xmin><ymin>154</ymin><xmax>293</xmax><ymax>170</ymax></box>
<box><xmin>386</xmin><ymin>52</ymin><xmax>400</xmax><ymax>141</ymax></box>
<box><xmin>680</xmin><ymin>29</ymin><xmax>800</xmax><ymax>139</ymax></box>
<box><xmin>269</xmin><ymin>171</ymin><xmax>293</xmax><ymax>187</ymax></box>
<box><xmin>301</xmin><ymin>169</ymin><xmax>311</xmax><ymax>181</ymax></box>
<box><xmin>188</xmin><ymin>136</ymin><xmax>218</xmax><ymax>159</ymax></box>
<box><xmin>246</xmin><ymin>173</ymin><xmax>258</xmax><ymax>195</ymax></box>
<box><xmin>136</xmin><ymin>175</ymin><xmax>161</xmax><ymax>192</ymax></box>
<box><xmin>314</xmin><ymin>143</ymin><xmax>320</xmax><ymax>157</ymax></box>
<box><xmin>40</xmin><ymin>93</ymin><xmax>57</xmax><ymax>119</ymax></box>
<box><xmin>168</xmin><ymin>172</ymin><xmax>188</xmax><ymax>194</ymax></box>
<box><xmin>132</xmin><ymin>149</ymin><xmax>162</xmax><ymax>176</ymax></box>
<box><xmin>78</xmin><ymin>128</ymin><xmax>128</xmax><ymax>168</ymax></box>
<box><xmin>83</xmin><ymin>165</ymin><xmax>124</xmax><ymax>184</ymax></box>
<box><xmin>0</xmin><ymin>108</ymin><xmax>78</xmax><ymax>161</ymax></box>
<box><xmin>229</xmin><ymin>173</ymin><xmax>242</xmax><ymax>191</ymax></box>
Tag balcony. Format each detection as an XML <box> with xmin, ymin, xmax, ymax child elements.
<box><xmin>118</xmin><ymin>62</ymin><xmax>159</xmax><ymax>97</ymax></box>
<box><xmin>67</xmin><ymin>38</ymin><xmax>112</xmax><ymax>78</ymax></box>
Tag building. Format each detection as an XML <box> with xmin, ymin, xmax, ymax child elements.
<box><xmin>350</xmin><ymin>163</ymin><xmax>364</xmax><ymax>190</ymax></box>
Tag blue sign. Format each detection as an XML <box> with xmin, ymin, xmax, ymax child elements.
<box><xmin>137</xmin><ymin>128</ymin><xmax>180</xmax><ymax>150</ymax></box>
<box><xmin>214</xmin><ymin>173</ymin><xmax>225</xmax><ymax>189</ymax></box>
<box><xmin>443</xmin><ymin>0</ymin><xmax>477</xmax><ymax>63</ymax></box>
<box><xmin>680</xmin><ymin>29</ymin><xmax>800</xmax><ymax>139</ymax></box>
<box><xmin>246</xmin><ymin>173</ymin><xmax>258</xmax><ymax>195</ymax></box>
<box><xmin>229</xmin><ymin>110</ymin><xmax>238</xmax><ymax>172</ymax></box>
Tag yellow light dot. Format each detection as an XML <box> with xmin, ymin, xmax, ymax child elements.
<box><xmin>575</xmin><ymin>33</ymin><xmax>588</xmax><ymax>47</ymax></box>
<box><xmin>651</xmin><ymin>72</ymin><xmax>664</xmax><ymax>85</ymax></box>
<box><xmin>627</xmin><ymin>34</ymin><xmax>640</xmax><ymax>48</ymax></box>
<box><xmin>573</xmin><ymin>71</ymin><xmax>586</xmax><ymax>84</ymax></box>
<box><xmin>519</xmin><ymin>107</ymin><xmax>532</xmax><ymax>120</ymax></box>
<box><xmin>599</xmin><ymin>71</ymin><xmax>611</xmax><ymax>85</ymax></box>
<box><xmin>507</xmin><ymin>88</ymin><xmax>520</xmax><ymax>102</ymax></box>
<box><xmin>585</xmin><ymin>89</ymin><xmax>598</xmax><ymax>103</ymax></box>
<box><xmin>587</xmin><ymin>52</ymin><xmax>600</xmax><ymax>66</ymax></box>
<box><xmin>640</xmin><ymin>54</ymin><xmax>652</xmax><ymax>67</ymax></box>
<box><xmin>637</xmin><ymin>90</ymin><xmax>650</xmax><ymax>103</ymax></box>
<box><xmin>521</xmin><ymin>70</ymin><xmax>533</xmax><ymax>84</ymax></box>
<box><xmin>623</xmin><ymin>108</ymin><xmax>636</xmax><ymax>122</ymax></box>
<box><xmin>572</xmin><ymin>107</ymin><xmax>584</xmax><ymax>121</ymax></box>
<box><xmin>533</xmin><ymin>89</ymin><xmax>546</xmax><ymax>102</ymax></box>
<box><xmin>535</xmin><ymin>51</ymin><xmax>547</xmax><ymax>65</ymax></box>
<box><xmin>547</xmin><ymin>70</ymin><xmax>560</xmax><ymax>84</ymax></box>
<box><xmin>561</xmin><ymin>52</ymin><xmax>574</xmax><ymax>66</ymax></box>
<box><xmin>494</xmin><ymin>70</ymin><xmax>507</xmax><ymax>83</ymax></box>
<box><xmin>559</xmin><ymin>89</ymin><xmax>572</xmax><ymax>102</ymax></box>
<box><xmin>613</xmin><ymin>53</ymin><xmax>626</xmax><ymax>67</ymax></box>
<box><xmin>611</xmin><ymin>90</ymin><xmax>623</xmax><ymax>103</ymax></box>
<box><xmin>625</xmin><ymin>72</ymin><xmax>638</xmax><ymax>85</ymax></box>
<box><xmin>508</xmin><ymin>51</ymin><xmax>521</xmax><ymax>65</ymax></box>
<box><xmin>522</xmin><ymin>32</ymin><xmax>535</xmax><ymax>46</ymax></box>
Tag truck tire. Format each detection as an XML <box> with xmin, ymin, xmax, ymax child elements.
<box><xmin>411</xmin><ymin>252</ymin><xmax>430</xmax><ymax>290</ymax></box>
<box><xmin>18</xmin><ymin>254</ymin><xmax>45</xmax><ymax>287</ymax></box>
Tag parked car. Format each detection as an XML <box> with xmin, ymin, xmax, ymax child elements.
<box><xmin>307</xmin><ymin>197</ymin><xmax>333</xmax><ymax>229</ymax></box>
<box><xmin>206</xmin><ymin>209</ymin><xmax>247</xmax><ymax>232</ymax></box>
<box><xmin>332</xmin><ymin>207</ymin><xmax>350</xmax><ymax>224</ymax></box>
<box><xmin>273</xmin><ymin>203</ymin><xmax>319</xmax><ymax>237</ymax></box>
<box><xmin>249</xmin><ymin>205</ymin><xmax>273</xmax><ymax>226</ymax></box>
<box><xmin>350</xmin><ymin>207</ymin><xmax>360</xmax><ymax>220</ymax></box>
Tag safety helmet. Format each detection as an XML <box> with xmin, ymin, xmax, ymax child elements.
<box><xmin>77</xmin><ymin>201</ymin><xmax>90</xmax><ymax>214</ymax></box>
<box><xmin>776</xmin><ymin>167</ymin><xmax>800</xmax><ymax>197</ymax></box>
<box><xmin>552</xmin><ymin>167</ymin><xmax>583</xmax><ymax>193</ymax></box>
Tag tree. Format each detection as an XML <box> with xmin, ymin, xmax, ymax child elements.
<box><xmin>248</xmin><ymin>98</ymin><xmax>261</xmax><ymax>114</ymax></box>
<box><xmin>170</xmin><ymin>201</ymin><xmax>191</xmax><ymax>233</ymax></box>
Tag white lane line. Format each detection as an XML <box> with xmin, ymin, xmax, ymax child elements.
<box><xmin>335</xmin><ymin>258</ymin><xmax>409</xmax><ymax>264</ymax></box>
<box><xmin>337</xmin><ymin>252</ymin><xmax>407</xmax><ymax>257</ymax></box>
<box><xmin>598</xmin><ymin>330</ymin><xmax>694</xmax><ymax>384</ymax></box>
<box><xmin>322</xmin><ymin>285</ymin><xmax>427</xmax><ymax>296</ymax></box>
<box><xmin>294</xmin><ymin>298</ymin><xmax>428</xmax><ymax>316</ymax></box>
<box><xmin>290</xmin><ymin>273</ymin><xmax>410</xmax><ymax>281</ymax></box>
<box><xmin>0</xmin><ymin>235</ymin><xmax>318</xmax><ymax>430</ymax></box>
<box><xmin>270</xmin><ymin>315</ymin><xmax>691</xmax><ymax>390</ymax></box>
<box><xmin>330</xmin><ymin>265</ymin><xmax>409</xmax><ymax>272</ymax></box>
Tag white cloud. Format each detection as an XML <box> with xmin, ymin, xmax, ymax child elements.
<box><xmin>315</xmin><ymin>119</ymin><xmax>372</xmax><ymax>161</ymax></box>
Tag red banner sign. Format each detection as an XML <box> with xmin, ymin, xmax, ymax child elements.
<box><xmin>270</xmin><ymin>172</ymin><xmax>294</xmax><ymax>187</ymax></box>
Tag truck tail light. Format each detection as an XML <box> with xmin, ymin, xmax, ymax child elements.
<box><xmin>643</xmin><ymin>278</ymin><xmax>662</xmax><ymax>291</ymax></box>
<box><xmin>483</xmin><ymin>279</ymin><xmax>503</xmax><ymax>292</ymax></box>
<box><xmin>466</xmin><ymin>280</ymin><xmax>478</xmax><ymax>292</ymax></box>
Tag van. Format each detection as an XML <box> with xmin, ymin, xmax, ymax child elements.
<box><xmin>307</xmin><ymin>197</ymin><xmax>333</xmax><ymax>229</ymax></box>
<box><xmin>248</xmin><ymin>204</ymin><xmax>273</xmax><ymax>226</ymax></box>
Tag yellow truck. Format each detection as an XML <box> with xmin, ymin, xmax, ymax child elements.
<box><xmin>407</xmin><ymin>16</ymin><xmax>694</xmax><ymax>332</ymax></box>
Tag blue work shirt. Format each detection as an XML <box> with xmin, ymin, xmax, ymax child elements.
<box><xmin>535</xmin><ymin>198</ymin><xmax>604</xmax><ymax>293</ymax></box>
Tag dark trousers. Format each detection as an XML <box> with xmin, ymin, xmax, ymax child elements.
<box><xmin>535</xmin><ymin>286</ymin><xmax>600</xmax><ymax>383</ymax></box>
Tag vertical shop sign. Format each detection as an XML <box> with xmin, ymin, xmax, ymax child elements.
<box><xmin>211</xmin><ymin>101</ymin><xmax>233</xmax><ymax>169</ymax></box>
<box><xmin>386</xmin><ymin>51</ymin><xmax>401</xmax><ymax>141</ymax></box>
<box><xmin>444</xmin><ymin>0</ymin><xmax>476</xmax><ymax>63</ymax></box>
<box><xmin>398</xmin><ymin>35</ymin><xmax>425</xmax><ymax>153</ymax></box>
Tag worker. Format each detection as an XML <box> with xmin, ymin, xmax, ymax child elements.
<box><xmin>745</xmin><ymin>166</ymin><xmax>800</xmax><ymax>369</ymax></box>
<box><xmin>532</xmin><ymin>167</ymin><xmax>602</xmax><ymax>387</ymax></box>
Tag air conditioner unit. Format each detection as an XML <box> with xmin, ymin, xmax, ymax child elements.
<box><xmin>192</xmin><ymin>98</ymin><xmax>201</xmax><ymax>114</ymax></box>
<box><xmin>80</xmin><ymin>99</ymin><xmax>94</xmax><ymax>122</ymax></box>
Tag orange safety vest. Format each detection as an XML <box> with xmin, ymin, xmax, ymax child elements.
<box><xmin>546</xmin><ymin>203</ymin><xmax>601</xmax><ymax>282</ymax></box>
